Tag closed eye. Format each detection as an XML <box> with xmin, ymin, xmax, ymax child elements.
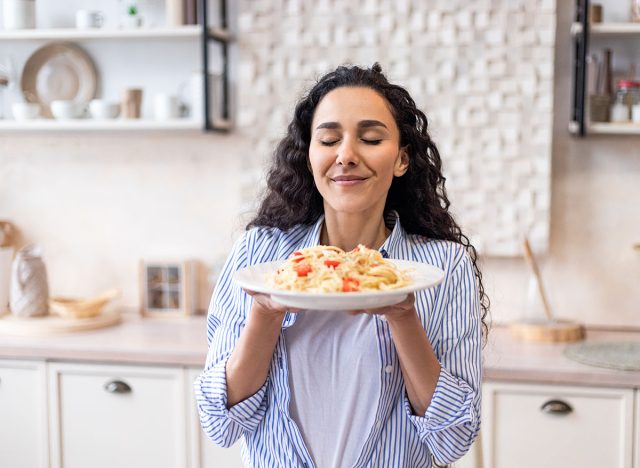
<box><xmin>320</xmin><ymin>140</ymin><xmax>339</xmax><ymax>146</ymax></box>
<box><xmin>362</xmin><ymin>139</ymin><xmax>382</xmax><ymax>145</ymax></box>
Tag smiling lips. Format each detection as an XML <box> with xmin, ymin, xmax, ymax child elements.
<box><xmin>330</xmin><ymin>175</ymin><xmax>369</xmax><ymax>186</ymax></box>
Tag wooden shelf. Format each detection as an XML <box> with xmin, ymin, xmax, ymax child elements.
<box><xmin>0</xmin><ymin>119</ymin><xmax>202</xmax><ymax>131</ymax></box>
<box><xmin>587</xmin><ymin>122</ymin><xmax>640</xmax><ymax>135</ymax></box>
<box><xmin>590</xmin><ymin>23</ymin><xmax>640</xmax><ymax>36</ymax></box>
<box><xmin>0</xmin><ymin>25</ymin><xmax>230</xmax><ymax>41</ymax></box>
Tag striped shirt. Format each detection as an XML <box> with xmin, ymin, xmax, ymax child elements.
<box><xmin>194</xmin><ymin>211</ymin><xmax>482</xmax><ymax>467</ymax></box>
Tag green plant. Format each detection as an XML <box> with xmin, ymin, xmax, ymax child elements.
<box><xmin>127</xmin><ymin>4</ymin><xmax>138</xmax><ymax>16</ymax></box>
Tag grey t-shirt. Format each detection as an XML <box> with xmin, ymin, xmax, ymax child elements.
<box><xmin>284</xmin><ymin>311</ymin><xmax>381</xmax><ymax>468</ymax></box>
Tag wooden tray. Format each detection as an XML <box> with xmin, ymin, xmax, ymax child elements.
<box><xmin>0</xmin><ymin>310</ymin><xmax>121</xmax><ymax>336</ymax></box>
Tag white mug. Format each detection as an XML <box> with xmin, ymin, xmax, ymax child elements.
<box><xmin>2</xmin><ymin>0</ymin><xmax>36</xmax><ymax>30</ymax></box>
<box><xmin>154</xmin><ymin>93</ymin><xmax>179</xmax><ymax>120</ymax></box>
<box><xmin>12</xmin><ymin>102</ymin><xmax>40</xmax><ymax>120</ymax></box>
<box><xmin>75</xmin><ymin>10</ymin><xmax>104</xmax><ymax>29</ymax></box>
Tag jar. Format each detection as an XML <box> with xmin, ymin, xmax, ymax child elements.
<box><xmin>2</xmin><ymin>0</ymin><xmax>36</xmax><ymax>30</ymax></box>
<box><xmin>610</xmin><ymin>80</ymin><xmax>640</xmax><ymax>122</ymax></box>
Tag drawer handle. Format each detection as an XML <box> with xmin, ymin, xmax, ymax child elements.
<box><xmin>540</xmin><ymin>399</ymin><xmax>573</xmax><ymax>415</ymax></box>
<box><xmin>104</xmin><ymin>380</ymin><xmax>132</xmax><ymax>394</ymax></box>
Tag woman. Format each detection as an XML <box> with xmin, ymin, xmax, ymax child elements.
<box><xmin>195</xmin><ymin>63</ymin><xmax>489</xmax><ymax>468</ymax></box>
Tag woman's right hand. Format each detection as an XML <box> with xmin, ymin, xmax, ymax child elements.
<box><xmin>243</xmin><ymin>289</ymin><xmax>302</xmax><ymax>320</ymax></box>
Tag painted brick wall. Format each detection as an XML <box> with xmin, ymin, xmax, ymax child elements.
<box><xmin>235</xmin><ymin>0</ymin><xmax>556</xmax><ymax>256</ymax></box>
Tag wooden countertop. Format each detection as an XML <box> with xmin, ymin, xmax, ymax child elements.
<box><xmin>1</xmin><ymin>313</ymin><xmax>639</xmax><ymax>388</ymax></box>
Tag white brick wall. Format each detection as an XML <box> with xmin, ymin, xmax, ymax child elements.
<box><xmin>236</xmin><ymin>0</ymin><xmax>556</xmax><ymax>256</ymax></box>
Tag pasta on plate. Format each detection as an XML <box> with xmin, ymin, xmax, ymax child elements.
<box><xmin>268</xmin><ymin>244</ymin><xmax>411</xmax><ymax>293</ymax></box>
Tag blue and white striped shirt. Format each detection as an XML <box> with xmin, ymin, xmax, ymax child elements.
<box><xmin>195</xmin><ymin>212</ymin><xmax>482</xmax><ymax>467</ymax></box>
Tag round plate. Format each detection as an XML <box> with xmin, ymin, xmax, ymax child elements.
<box><xmin>21</xmin><ymin>42</ymin><xmax>97</xmax><ymax>117</ymax></box>
<box><xmin>234</xmin><ymin>259</ymin><xmax>445</xmax><ymax>311</ymax></box>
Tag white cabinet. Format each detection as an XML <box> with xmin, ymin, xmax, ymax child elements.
<box><xmin>483</xmin><ymin>382</ymin><xmax>635</xmax><ymax>468</ymax></box>
<box><xmin>635</xmin><ymin>390</ymin><xmax>640</xmax><ymax>468</ymax></box>
<box><xmin>48</xmin><ymin>362</ymin><xmax>188</xmax><ymax>468</ymax></box>
<box><xmin>186</xmin><ymin>368</ymin><xmax>243</xmax><ymax>468</ymax></box>
<box><xmin>0</xmin><ymin>359</ymin><xmax>48</xmax><ymax>468</ymax></box>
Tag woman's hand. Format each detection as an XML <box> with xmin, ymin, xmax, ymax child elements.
<box><xmin>243</xmin><ymin>289</ymin><xmax>303</xmax><ymax>320</ymax></box>
<box><xmin>348</xmin><ymin>292</ymin><xmax>416</xmax><ymax>322</ymax></box>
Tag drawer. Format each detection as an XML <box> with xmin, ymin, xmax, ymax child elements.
<box><xmin>484</xmin><ymin>382</ymin><xmax>634</xmax><ymax>468</ymax></box>
<box><xmin>0</xmin><ymin>360</ymin><xmax>48</xmax><ymax>468</ymax></box>
<box><xmin>48</xmin><ymin>362</ymin><xmax>188</xmax><ymax>468</ymax></box>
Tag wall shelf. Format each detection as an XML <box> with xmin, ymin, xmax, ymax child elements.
<box><xmin>587</xmin><ymin>122</ymin><xmax>640</xmax><ymax>135</ymax></box>
<box><xmin>590</xmin><ymin>23</ymin><xmax>640</xmax><ymax>35</ymax></box>
<box><xmin>0</xmin><ymin>25</ymin><xmax>232</xmax><ymax>42</ymax></box>
<box><xmin>570</xmin><ymin>1</ymin><xmax>640</xmax><ymax>137</ymax></box>
<box><xmin>0</xmin><ymin>118</ymin><xmax>232</xmax><ymax>131</ymax></box>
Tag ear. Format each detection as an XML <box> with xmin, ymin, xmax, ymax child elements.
<box><xmin>394</xmin><ymin>146</ymin><xmax>410</xmax><ymax>177</ymax></box>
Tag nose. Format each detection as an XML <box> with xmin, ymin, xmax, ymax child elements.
<box><xmin>335</xmin><ymin>137</ymin><xmax>359</xmax><ymax>167</ymax></box>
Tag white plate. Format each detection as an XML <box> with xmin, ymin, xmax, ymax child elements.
<box><xmin>234</xmin><ymin>259</ymin><xmax>445</xmax><ymax>311</ymax></box>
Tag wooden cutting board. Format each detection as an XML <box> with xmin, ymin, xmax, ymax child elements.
<box><xmin>0</xmin><ymin>310</ymin><xmax>121</xmax><ymax>336</ymax></box>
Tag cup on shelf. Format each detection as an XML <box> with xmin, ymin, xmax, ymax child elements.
<box><xmin>75</xmin><ymin>10</ymin><xmax>105</xmax><ymax>30</ymax></box>
<box><xmin>89</xmin><ymin>99</ymin><xmax>120</xmax><ymax>119</ymax></box>
<box><xmin>2</xmin><ymin>0</ymin><xmax>36</xmax><ymax>30</ymax></box>
<box><xmin>12</xmin><ymin>102</ymin><xmax>40</xmax><ymax>121</ymax></box>
<box><xmin>121</xmin><ymin>88</ymin><xmax>143</xmax><ymax>119</ymax></box>
<box><xmin>50</xmin><ymin>100</ymin><xmax>85</xmax><ymax>120</ymax></box>
<box><xmin>153</xmin><ymin>93</ymin><xmax>180</xmax><ymax>120</ymax></box>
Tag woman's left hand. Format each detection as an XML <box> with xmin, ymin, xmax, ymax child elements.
<box><xmin>348</xmin><ymin>292</ymin><xmax>416</xmax><ymax>321</ymax></box>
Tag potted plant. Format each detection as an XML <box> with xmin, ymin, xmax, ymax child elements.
<box><xmin>122</xmin><ymin>3</ymin><xmax>142</xmax><ymax>28</ymax></box>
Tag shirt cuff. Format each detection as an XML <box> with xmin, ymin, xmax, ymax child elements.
<box><xmin>404</xmin><ymin>366</ymin><xmax>477</xmax><ymax>434</ymax></box>
<box><xmin>195</xmin><ymin>356</ymin><xmax>269</xmax><ymax>433</ymax></box>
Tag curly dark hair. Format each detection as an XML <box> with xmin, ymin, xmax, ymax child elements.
<box><xmin>248</xmin><ymin>63</ymin><xmax>489</xmax><ymax>342</ymax></box>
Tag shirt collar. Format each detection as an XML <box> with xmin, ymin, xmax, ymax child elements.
<box><xmin>296</xmin><ymin>210</ymin><xmax>407</xmax><ymax>258</ymax></box>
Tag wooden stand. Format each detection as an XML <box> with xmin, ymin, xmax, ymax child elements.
<box><xmin>509</xmin><ymin>319</ymin><xmax>586</xmax><ymax>343</ymax></box>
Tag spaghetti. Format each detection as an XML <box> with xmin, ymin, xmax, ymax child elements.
<box><xmin>268</xmin><ymin>244</ymin><xmax>411</xmax><ymax>293</ymax></box>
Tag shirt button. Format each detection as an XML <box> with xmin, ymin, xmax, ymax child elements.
<box><xmin>377</xmin><ymin>315</ymin><xmax>387</xmax><ymax>321</ymax></box>
<box><xmin>384</xmin><ymin>365</ymin><xmax>393</xmax><ymax>374</ymax></box>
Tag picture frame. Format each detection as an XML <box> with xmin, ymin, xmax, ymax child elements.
<box><xmin>139</xmin><ymin>259</ymin><xmax>195</xmax><ymax>318</ymax></box>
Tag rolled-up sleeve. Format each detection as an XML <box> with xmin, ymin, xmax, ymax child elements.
<box><xmin>404</xmin><ymin>248</ymin><xmax>483</xmax><ymax>464</ymax></box>
<box><xmin>194</xmin><ymin>232</ymin><xmax>269</xmax><ymax>448</ymax></box>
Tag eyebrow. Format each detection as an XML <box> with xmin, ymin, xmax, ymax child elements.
<box><xmin>315</xmin><ymin>119</ymin><xmax>388</xmax><ymax>130</ymax></box>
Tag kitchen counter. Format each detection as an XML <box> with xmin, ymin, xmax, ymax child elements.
<box><xmin>0</xmin><ymin>312</ymin><xmax>209</xmax><ymax>367</ymax></box>
<box><xmin>484</xmin><ymin>325</ymin><xmax>640</xmax><ymax>388</ymax></box>
<box><xmin>1</xmin><ymin>313</ymin><xmax>639</xmax><ymax>388</ymax></box>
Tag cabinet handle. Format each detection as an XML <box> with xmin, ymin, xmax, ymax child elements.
<box><xmin>104</xmin><ymin>380</ymin><xmax>132</xmax><ymax>394</ymax></box>
<box><xmin>540</xmin><ymin>399</ymin><xmax>573</xmax><ymax>415</ymax></box>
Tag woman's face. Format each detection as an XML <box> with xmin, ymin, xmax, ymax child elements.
<box><xmin>309</xmin><ymin>86</ymin><xmax>408</xmax><ymax>216</ymax></box>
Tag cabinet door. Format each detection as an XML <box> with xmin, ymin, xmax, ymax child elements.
<box><xmin>187</xmin><ymin>367</ymin><xmax>243</xmax><ymax>468</ymax></box>
<box><xmin>0</xmin><ymin>359</ymin><xmax>48</xmax><ymax>468</ymax></box>
<box><xmin>48</xmin><ymin>362</ymin><xmax>188</xmax><ymax>468</ymax></box>
<box><xmin>484</xmin><ymin>382</ymin><xmax>634</xmax><ymax>468</ymax></box>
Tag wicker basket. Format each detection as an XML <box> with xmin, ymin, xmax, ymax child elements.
<box><xmin>49</xmin><ymin>288</ymin><xmax>120</xmax><ymax>319</ymax></box>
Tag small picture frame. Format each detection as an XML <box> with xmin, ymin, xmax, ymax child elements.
<box><xmin>139</xmin><ymin>259</ymin><xmax>195</xmax><ymax>318</ymax></box>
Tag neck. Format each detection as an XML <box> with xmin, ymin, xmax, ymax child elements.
<box><xmin>320</xmin><ymin>205</ymin><xmax>390</xmax><ymax>251</ymax></box>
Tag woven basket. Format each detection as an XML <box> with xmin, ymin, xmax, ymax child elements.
<box><xmin>49</xmin><ymin>288</ymin><xmax>119</xmax><ymax>319</ymax></box>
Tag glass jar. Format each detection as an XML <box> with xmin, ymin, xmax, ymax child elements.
<box><xmin>610</xmin><ymin>80</ymin><xmax>640</xmax><ymax>122</ymax></box>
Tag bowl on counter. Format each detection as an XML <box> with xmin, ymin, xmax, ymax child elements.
<box><xmin>49</xmin><ymin>288</ymin><xmax>119</xmax><ymax>319</ymax></box>
<box><xmin>50</xmin><ymin>99</ymin><xmax>85</xmax><ymax>120</ymax></box>
<box><xmin>12</xmin><ymin>102</ymin><xmax>40</xmax><ymax>120</ymax></box>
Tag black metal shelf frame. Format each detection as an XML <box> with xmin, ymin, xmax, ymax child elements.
<box><xmin>570</xmin><ymin>0</ymin><xmax>589</xmax><ymax>137</ymax></box>
<box><xmin>200</xmin><ymin>0</ymin><xmax>231</xmax><ymax>133</ymax></box>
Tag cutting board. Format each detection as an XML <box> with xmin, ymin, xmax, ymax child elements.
<box><xmin>0</xmin><ymin>310</ymin><xmax>121</xmax><ymax>336</ymax></box>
